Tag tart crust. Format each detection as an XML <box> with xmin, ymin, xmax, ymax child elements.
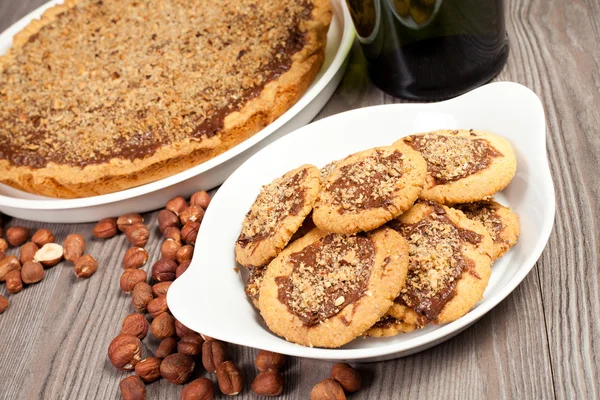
<box><xmin>0</xmin><ymin>0</ymin><xmax>331</xmax><ymax>198</ymax></box>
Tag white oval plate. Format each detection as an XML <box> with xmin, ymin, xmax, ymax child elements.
<box><xmin>168</xmin><ymin>82</ymin><xmax>555</xmax><ymax>362</ymax></box>
<box><xmin>0</xmin><ymin>0</ymin><xmax>354</xmax><ymax>223</ymax></box>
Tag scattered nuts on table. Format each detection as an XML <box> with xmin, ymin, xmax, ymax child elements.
<box><xmin>160</xmin><ymin>238</ymin><xmax>181</xmax><ymax>260</ymax></box>
<box><xmin>120</xmin><ymin>269</ymin><xmax>147</xmax><ymax>293</ymax></box>
<box><xmin>19</xmin><ymin>242</ymin><xmax>38</xmax><ymax>264</ymax></box>
<box><xmin>119</xmin><ymin>375</ymin><xmax>146</xmax><ymax>400</ymax></box>
<box><xmin>158</xmin><ymin>209</ymin><xmax>179</xmax><ymax>233</ymax></box>
<box><xmin>175</xmin><ymin>260</ymin><xmax>191</xmax><ymax>278</ymax></box>
<box><xmin>135</xmin><ymin>357</ymin><xmax>162</xmax><ymax>383</ymax></box>
<box><xmin>73</xmin><ymin>254</ymin><xmax>98</xmax><ymax>278</ymax></box>
<box><xmin>202</xmin><ymin>340</ymin><xmax>229</xmax><ymax>373</ymax></box>
<box><xmin>20</xmin><ymin>261</ymin><xmax>45</xmax><ymax>284</ymax></box>
<box><xmin>160</xmin><ymin>353</ymin><xmax>195</xmax><ymax>384</ymax></box>
<box><xmin>6</xmin><ymin>269</ymin><xmax>23</xmax><ymax>293</ymax></box>
<box><xmin>0</xmin><ymin>295</ymin><xmax>8</xmax><ymax>314</ymax></box>
<box><xmin>255</xmin><ymin>350</ymin><xmax>286</xmax><ymax>372</ymax></box>
<box><xmin>252</xmin><ymin>369</ymin><xmax>285</xmax><ymax>397</ymax></box>
<box><xmin>93</xmin><ymin>218</ymin><xmax>118</xmax><ymax>239</ymax></box>
<box><xmin>216</xmin><ymin>361</ymin><xmax>243</xmax><ymax>395</ymax></box>
<box><xmin>151</xmin><ymin>281</ymin><xmax>172</xmax><ymax>297</ymax></box>
<box><xmin>123</xmin><ymin>247</ymin><xmax>149</xmax><ymax>269</ymax></box>
<box><xmin>177</xmin><ymin>333</ymin><xmax>204</xmax><ymax>357</ymax></box>
<box><xmin>176</xmin><ymin>245</ymin><xmax>194</xmax><ymax>264</ymax></box>
<box><xmin>125</xmin><ymin>223</ymin><xmax>150</xmax><ymax>248</ymax></box>
<box><xmin>190</xmin><ymin>190</ymin><xmax>211</xmax><ymax>209</ymax></box>
<box><xmin>6</xmin><ymin>226</ymin><xmax>30</xmax><ymax>247</ymax></box>
<box><xmin>163</xmin><ymin>226</ymin><xmax>182</xmax><ymax>243</ymax></box>
<box><xmin>121</xmin><ymin>313</ymin><xmax>150</xmax><ymax>339</ymax></box>
<box><xmin>179</xmin><ymin>205</ymin><xmax>205</xmax><ymax>225</ymax></box>
<box><xmin>181</xmin><ymin>378</ymin><xmax>214</xmax><ymax>400</ymax></box>
<box><xmin>31</xmin><ymin>228</ymin><xmax>54</xmax><ymax>247</ymax></box>
<box><xmin>181</xmin><ymin>221</ymin><xmax>200</xmax><ymax>245</ymax></box>
<box><xmin>34</xmin><ymin>243</ymin><xmax>64</xmax><ymax>267</ymax></box>
<box><xmin>166</xmin><ymin>196</ymin><xmax>188</xmax><ymax>216</ymax></box>
<box><xmin>310</xmin><ymin>378</ymin><xmax>346</xmax><ymax>400</ymax></box>
<box><xmin>108</xmin><ymin>334</ymin><xmax>143</xmax><ymax>370</ymax></box>
<box><xmin>0</xmin><ymin>255</ymin><xmax>21</xmax><ymax>281</ymax></box>
<box><xmin>151</xmin><ymin>312</ymin><xmax>176</xmax><ymax>339</ymax></box>
<box><xmin>175</xmin><ymin>319</ymin><xmax>194</xmax><ymax>338</ymax></box>
<box><xmin>131</xmin><ymin>282</ymin><xmax>153</xmax><ymax>313</ymax></box>
<box><xmin>117</xmin><ymin>213</ymin><xmax>144</xmax><ymax>233</ymax></box>
<box><xmin>330</xmin><ymin>363</ymin><xmax>362</xmax><ymax>393</ymax></box>
<box><xmin>63</xmin><ymin>234</ymin><xmax>85</xmax><ymax>263</ymax></box>
<box><xmin>147</xmin><ymin>295</ymin><xmax>168</xmax><ymax>318</ymax></box>
<box><xmin>151</xmin><ymin>258</ymin><xmax>177</xmax><ymax>282</ymax></box>
<box><xmin>155</xmin><ymin>337</ymin><xmax>178</xmax><ymax>359</ymax></box>
<box><xmin>0</xmin><ymin>238</ymin><xmax>8</xmax><ymax>253</ymax></box>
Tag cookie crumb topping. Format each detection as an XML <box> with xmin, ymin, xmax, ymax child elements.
<box><xmin>237</xmin><ymin>168</ymin><xmax>309</xmax><ymax>248</ymax></box>
<box><xmin>388</xmin><ymin>202</ymin><xmax>482</xmax><ymax>322</ymax></box>
<box><xmin>245</xmin><ymin>265</ymin><xmax>266</xmax><ymax>303</ymax></box>
<box><xmin>326</xmin><ymin>150</ymin><xmax>404</xmax><ymax>213</ymax></box>
<box><xmin>276</xmin><ymin>233</ymin><xmax>374</xmax><ymax>326</ymax></box>
<box><xmin>404</xmin><ymin>133</ymin><xmax>502</xmax><ymax>184</ymax></box>
<box><xmin>456</xmin><ymin>202</ymin><xmax>503</xmax><ymax>242</ymax></box>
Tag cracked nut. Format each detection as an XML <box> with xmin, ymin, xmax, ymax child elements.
<box><xmin>252</xmin><ymin>369</ymin><xmax>284</xmax><ymax>397</ymax></box>
<box><xmin>330</xmin><ymin>363</ymin><xmax>361</xmax><ymax>393</ymax></box>
<box><xmin>190</xmin><ymin>191</ymin><xmax>211</xmax><ymax>209</ymax></box>
<box><xmin>182</xmin><ymin>378</ymin><xmax>214</xmax><ymax>400</ymax></box>
<box><xmin>151</xmin><ymin>258</ymin><xmax>177</xmax><ymax>282</ymax></box>
<box><xmin>176</xmin><ymin>245</ymin><xmax>194</xmax><ymax>264</ymax></box>
<box><xmin>117</xmin><ymin>213</ymin><xmax>144</xmax><ymax>232</ymax></box>
<box><xmin>132</xmin><ymin>282</ymin><xmax>153</xmax><ymax>313</ymax></box>
<box><xmin>6</xmin><ymin>226</ymin><xmax>30</xmax><ymax>246</ymax></box>
<box><xmin>74</xmin><ymin>254</ymin><xmax>98</xmax><ymax>278</ymax></box>
<box><xmin>181</xmin><ymin>222</ymin><xmax>200</xmax><ymax>245</ymax></box>
<box><xmin>175</xmin><ymin>319</ymin><xmax>195</xmax><ymax>338</ymax></box>
<box><xmin>202</xmin><ymin>340</ymin><xmax>229</xmax><ymax>373</ymax></box>
<box><xmin>158</xmin><ymin>209</ymin><xmax>179</xmax><ymax>233</ymax></box>
<box><xmin>156</xmin><ymin>337</ymin><xmax>178</xmax><ymax>359</ymax></box>
<box><xmin>179</xmin><ymin>205</ymin><xmax>205</xmax><ymax>225</ymax></box>
<box><xmin>163</xmin><ymin>226</ymin><xmax>182</xmax><ymax>243</ymax></box>
<box><xmin>19</xmin><ymin>242</ymin><xmax>38</xmax><ymax>264</ymax></box>
<box><xmin>0</xmin><ymin>255</ymin><xmax>21</xmax><ymax>281</ymax></box>
<box><xmin>175</xmin><ymin>260</ymin><xmax>191</xmax><ymax>278</ymax></box>
<box><xmin>135</xmin><ymin>357</ymin><xmax>162</xmax><ymax>383</ymax></box>
<box><xmin>123</xmin><ymin>247</ymin><xmax>148</xmax><ymax>269</ymax></box>
<box><xmin>152</xmin><ymin>281</ymin><xmax>172</xmax><ymax>297</ymax></box>
<box><xmin>178</xmin><ymin>333</ymin><xmax>204</xmax><ymax>357</ymax></box>
<box><xmin>34</xmin><ymin>243</ymin><xmax>64</xmax><ymax>267</ymax></box>
<box><xmin>31</xmin><ymin>228</ymin><xmax>54</xmax><ymax>247</ymax></box>
<box><xmin>21</xmin><ymin>261</ymin><xmax>45</xmax><ymax>284</ymax></box>
<box><xmin>160</xmin><ymin>353</ymin><xmax>195</xmax><ymax>384</ymax></box>
<box><xmin>108</xmin><ymin>334</ymin><xmax>142</xmax><ymax>370</ymax></box>
<box><xmin>93</xmin><ymin>218</ymin><xmax>118</xmax><ymax>239</ymax></box>
<box><xmin>151</xmin><ymin>312</ymin><xmax>176</xmax><ymax>339</ymax></box>
<box><xmin>6</xmin><ymin>269</ymin><xmax>23</xmax><ymax>293</ymax></box>
<box><xmin>0</xmin><ymin>295</ymin><xmax>8</xmax><ymax>314</ymax></box>
<box><xmin>120</xmin><ymin>269</ymin><xmax>147</xmax><ymax>293</ymax></box>
<box><xmin>310</xmin><ymin>379</ymin><xmax>346</xmax><ymax>400</ymax></box>
<box><xmin>122</xmin><ymin>313</ymin><xmax>149</xmax><ymax>339</ymax></box>
<box><xmin>125</xmin><ymin>223</ymin><xmax>149</xmax><ymax>248</ymax></box>
<box><xmin>161</xmin><ymin>238</ymin><xmax>181</xmax><ymax>260</ymax></box>
<box><xmin>147</xmin><ymin>295</ymin><xmax>168</xmax><ymax>318</ymax></box>
<box><xmin>0</xmin><ymin>239</ymin><xmax>7</xmax><ymax>253</ymax></box>
<box><xmin>119</xmin><ymin>375</ymin><xmax>146</xmax><ymax>400</ymax></box>
<box><xmin>216</xmin><ymin>361</ymin><xmax>243</xmax><ymax>396</ymax></box>
<box><xmin>255</xmin><ymin>350</ymin><xmax>286</xmax><ymax>372</ymax></box>
<box><xmin>63</xmin><ymin>234</ymin><xmax>85</xmax><ymax>263</ymax></box>
<box><xmin>166</xmin><ymin>196</ymin><xmax>188</xmax><ymax>216</ymax></box>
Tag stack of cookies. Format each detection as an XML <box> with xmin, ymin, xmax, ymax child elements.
<box><xmin>235</xmin><ymin>129</ymin><xmax>520</xmax><ymax>348</ymax></box>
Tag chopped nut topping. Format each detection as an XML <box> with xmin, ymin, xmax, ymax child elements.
<box><xmin>404</xmin><ymin>133</ymin><xmax>502</xmax><ymax>184</ymax></box>
<box><xmin>326</xmin><ymin>150</ymin><xmax>404</xmax><ymax>213</ymax></box>
<box><xmin>456</xmin><ymin>202</ymin><xmax>503</xmax><ymax>242</ymax></box>
<box><xmin>245</xmin><ymin>266</ymin><xmax>266</xmax><ymax>303</ymax></box>
<box><xmin>0</xmin><ymin>0</ymin><xmax>312</xmax><ymax>167</ymax></box>
<box><xmin>276</xmin><ymin>234</ymin><xmax>374</xmax><ymax>326</ymax></box>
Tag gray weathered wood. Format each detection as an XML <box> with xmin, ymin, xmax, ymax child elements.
<box><xmin>0</xmin><ymin>0</ymin><xmax>598</xmax><ymax>398</ymax></box>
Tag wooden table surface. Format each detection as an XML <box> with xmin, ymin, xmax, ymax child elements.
<box><xmin>1</xmin><ymin>0</ymin><xmax>599</xmax><ymax>399</ymax></box>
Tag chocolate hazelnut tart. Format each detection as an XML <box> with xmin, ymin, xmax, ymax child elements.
<box><xmin>0</xmin><ymin>0</ymin><xmax>331</xmax><ymax>198</ymax></box>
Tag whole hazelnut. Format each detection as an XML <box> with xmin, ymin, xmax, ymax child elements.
<box><xmin>151</xmin><ymin>312</ymin><xmax>176</xmax><ymax>339</ymax></box>
<box><xmin>255</xmin><ymin>350</ymin><xmax>286</xmax><ymax>372</ymax></box>
<box><xmin>93</xmin><ymin>218</ymin><xmax>118</xmax><ymax>239</ymax></box>
<box><xmin>178</xmin><ymin>333</ymin><xmax>204</xmax><ymax>357</ymax></box>
<box><xmin>252</xmin><ymin>369</ymin><xmax>284</xmax><ymax>397</ymax></box>
<box><xmin>151</xmin><ymin>258</ymin><xmax>177</xmax><ymax>282</ymax></box>
<box><xmin>179</xmin><ymin>205</ymin><xmax>205</xmax><ymax>225</ymax></box>
<box><xmin>202</xmin><ymin>340</ymin><xmax>229</xmax><ymax>373</ymax></box>
<box><xmin>63</xmin><ymin>234</ymin><xmax>85</xmax><ymax>263</ymax></box>
<box><xmin>161</xmin><ymin>238</ymin><xmax>181</xmax><ymax>260</ymax></box>
<box><xmin>182</xmin><ymin>378</ymin><xmax>214</xmax><ymax>400</ymax></box>
<box><xmin>158</xmin><ymin>209</ymin><xmax>179</xmax><ymax>233</ymax></box>
<box><xmin>119</xmin><ymin>375</ymin><xmax>146</xmax><ymax>400</ymax></box>
<box><xmin>152</xmin><ymin>281</ymin><xmax>172</xmax><ymax>297</ymax></box>
<box><xmin>0</xmin><ymin>238</ymin><xmax>7</xmax><ymax>253</ymax></box>
<box><xmin>6</xmin><ymin>226</ymin><xmax>30</xmax><ymax>246</ymax></box>
<box><xmin>0</xmin><ymin>295</ymin><xmax>8</xmax><ymax>314</ymax></box>
<box><xmin>216</xmin><ymin>361</ymin><xmax>243</xmax><ymax>396</ymax></box>
<box><xmin>131</xmin><ymin>282</ymin><xmax>153</xmax><ymax>313</ymax></box>
<box><xmin>0</xmin><ymin>255</ymin><xmax>21</xmax><ymax>281</ymax></box>
<box><xmin>135</xmin><ymin>357</ymin><xmax>162</xmax><ymax>383</ymax></box>
<box><xmin>156</xmin><ymin>337</ymin><xmax>178</xmax><ymax>359</ymax></box>
<box><xmin>108</xmin><ymin>334</ymin><xmax>142</xmax><ymax>370</ymax></box>
<box><xmin>176</xmin><ymin>245</ymin><xmax>194</xmax><ymax>264</ymax></box>
<box><xmin>74</xmin><ymin>254</ymin><xmax>98</xmax><ymax>278</ymax></box>
<box><xmin>310</xmin><ymin>379</ymin><xmax>346</xmax><ymax>400</ymax></box>
<box><xmin>117</xmin><ymin>213</ymin><xmax>144</xmax><ymax>232</ymax></box>
<box><xmin>160</xmin><ymin>353</ymin><xmax>195</xmax><ymax>384</ymax></box>
<box><xmin>330</xmin><ymin>363</ymin><xmax>361</xmax><ymax>393</ymax></box>
<box><xmin>147</xmin><ymin>295</ymin><xmax>168</xmax><ymax>318</ymax></box>
<box><xmin>176</xmin><ymin>260</ymin><xmax>191</xmax><ymax>278</ymax></box>
<box><xmin>125</xmin><ymin>223</ymin><xmax>149</xmax><ymax>248</ymax></box>
<box><xmin>6</xmin><ymin>269</ymin><xmax>23</xmax><ymax>293</ymax></box>
<box><xmin>166</xmin><ymin>196</ymin><xmax>188</xmax><ymax>216</ymax></box>
<box><xmin>19</xmin><ymin>241</ymin><xmax>35</xmax><ymax>264</ymax></box>
<box><xmin>175</xmin><ymin>319</ymin><xmax>195</xmax><ymax>338</ymax></box>
<box><xmin>34</xmin><ymin>243</ymin><xmax>64</xmax><ymax>267</ymax></box>
<box><xmin>181</xmin><ymin>222</ymin><xmax>200</xmax><ymax>245</ymax></box>
<box><xmin>190</xmin><ymin>191</ymin><xmax>211</xmax><ymax>209</ymax></box>
<box><xmin>21</xmin><ymin>261</ymin><xmax>45</xmax><ymax>284</ymax></box>
<box><xmin>120</xmin><ymin>269</ymin><xmax>147</xmax><ymax>293</ymax></box>
<box><xmin>123</xmin><ymin>247</ymin><xmax>148</xmax><ymax>269</ymax></box>
<box><xmin>122</xmin><ymin>313</ymin><xmax>149</xmax><ymax>339</ymax></box>
<box><xmin>31</xmin><ymin>228</ymin><xmax>54</xmax><ymax>247</ymax></box>
<box><xmin>163</xmin><ymin>226</ymin><xmax>182</xmax><ymax>243</ymax></box>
